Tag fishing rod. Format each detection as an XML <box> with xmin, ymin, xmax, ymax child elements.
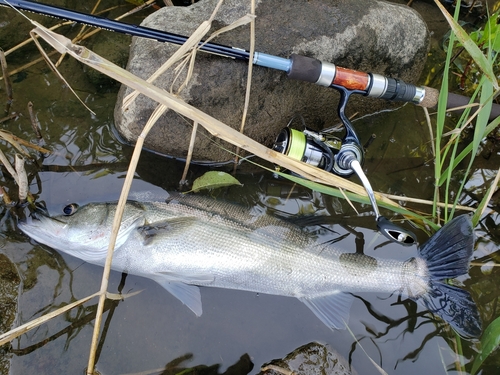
<box><xmin>1</xmin><ymin>0</ymin><xmax>429</xmax><ymax>103</ymax></box>
<box><xmin>0</xmin><ymin>0</ymin><xmax>487</xmax><ymax>246</ymax></box>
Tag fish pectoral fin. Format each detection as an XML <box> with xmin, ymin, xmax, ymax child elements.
<box><xmin>153</xmin><ymin>275</ymin><xmax>203</xmax><ymax>317</ymax></box>
<box><xmin>299</xmin><ymin>292</ymin><xmax>354</xmax><ymax>330</ymax></box>
<box><xmin>137</xmin><ymin>217</ymin><xmax>198</xmax><ymax>245</ymax></box>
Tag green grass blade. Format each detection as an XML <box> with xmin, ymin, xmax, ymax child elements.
<box><xmin>433</xmin><ymin>0</ymin><xmax>461</xmax><ymax>220</ymax></box>
<box><xmin>272</xmin><ymin>169</ymin><xmax>439</xmax><ymax>230</ymax></box>
<box><xmin>471</xmin><ymin>315</ymin><xmax>500</xmax><ymax>374</ymax></box>
<box><xmin>438</xmin><ymin>113</ymin><xmax>500</xmax><ymax>186</ymax></box>
<box><xmin>449</xmin><ymin>77</ymin><xmax>493</xmax><ymax>218</ymax></box>
<box><xmin>435</xmin><ymin>0</ymin><xmax>499</xmax><ymax>90</ymax></box>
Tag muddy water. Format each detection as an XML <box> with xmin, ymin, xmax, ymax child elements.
<box><xmin>0</xmin><ymin>1</ymin><xmax>499</xmax><ymax>375</ymax></box>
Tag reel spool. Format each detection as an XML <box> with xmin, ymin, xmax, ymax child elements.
<box><xmin>272</xmin><ymin>127</ymin><xmax>339</xmax><ymax>172</ymax></box>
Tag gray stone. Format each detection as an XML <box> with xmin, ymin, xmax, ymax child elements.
<box><xmin>114</xmin><ymin>0</ymin><xmax>429</xmax><ymax>162</ymax></box>
<box><xmin>258</xmin><ymin>341</ymin><xmax>358</xmax><ymax>375</ymax></box>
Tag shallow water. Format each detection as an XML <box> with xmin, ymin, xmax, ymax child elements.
<box><xmin>0</xmin><ymin>1</ymin><xmax>499</xmax><ymax>374</ymax></box>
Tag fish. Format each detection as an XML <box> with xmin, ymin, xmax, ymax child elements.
<box><xmin>18</xmin><ymin>193</ymin><xmax>482</xmax><ymax>338</ymax></box>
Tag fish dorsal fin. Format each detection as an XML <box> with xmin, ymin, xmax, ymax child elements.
<box><xmin>152</xmin><ymin>274</ymin><xmax>203</xmax><ymax>317</ymax></box>
<box><xmin>299</xmin><ymin>292</ymin><xmax>354</xmax><ymax>330</ymax></box>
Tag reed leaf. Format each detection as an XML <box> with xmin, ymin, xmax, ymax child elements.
<box><xmin>471</xmin><ymin>315</ymin><xmax>500</xmax><ymax>375</ymax></box>
<box><xmin>438</xmin><ymin>114</ymin><xmax>500</xmax><ymax>186</ymax></box>
<box><xmin>435</xmin><ymin>0</ymin><xmax>499</xmax><ymax>90</ymax></box>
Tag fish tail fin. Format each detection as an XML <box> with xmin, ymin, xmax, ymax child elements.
<box><xmin>416</xmin><ymin>215</ymin><xmax>482</xmax><ymax>338</ymax></box>
<box><xmin>419</xmin><ymin>215</ymin><xmax>474</xmax><ymax>279</ymax></box>
<box><xmin>418</xmin><ymin>280</ymin><xmax>481</xmax><ymax>339</ymax></box>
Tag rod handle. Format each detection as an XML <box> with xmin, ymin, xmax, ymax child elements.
<box><xmin>288</xmin><ymin>54</ymin><xmax>426</xmax><ymax>105</ymax></box>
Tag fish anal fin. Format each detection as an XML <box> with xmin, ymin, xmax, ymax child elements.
<box><xmin>299</xmin><ymin>292</ymin><xmax>354</xmax><ymax>330</ymax></box>
<box><xmin>152</xmin><ymin>275</ymin><xmax>203</xmax><ymax>317</ymax></box>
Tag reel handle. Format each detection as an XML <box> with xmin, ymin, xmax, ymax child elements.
<box><xmin>338</xmin><ymin>153</ymin><xmax>417</xmax><ymax>246</ymax></box>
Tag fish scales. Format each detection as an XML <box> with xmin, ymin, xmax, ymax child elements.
<box><xmin>117</xmin><ymin>201</ymin><xmax>423</xmax><ymax>298</ymax></box>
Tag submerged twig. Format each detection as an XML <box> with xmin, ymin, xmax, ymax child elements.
<box><xmin>27</xmin><ymin>102</ymin><xmax>44</xmax><ymax>142</ymax></box>
<box><xmin>422</xmin><ymin>107</ymin><xmax>435</xmax><ymax>158</ymax></box>
<box><xmin>0</xmin><ymin>113</ymin><xmax>18</xmax><ymax>124</ymax></box>
<box><xmin>0</xmin><ymin>49</ymin><xmax>13</xmax><ymax>113</ymax></box>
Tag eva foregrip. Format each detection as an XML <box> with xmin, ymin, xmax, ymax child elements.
<box><xmin>287</xmin><ymin>54</ymin><xmax>322</xmax><ymax>83</ymax></box>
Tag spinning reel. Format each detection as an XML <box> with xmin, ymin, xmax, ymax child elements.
<box><xmin>272</xmin><ymin>85</ymin><xmax>417</xmax><ymax>246</ymax></box>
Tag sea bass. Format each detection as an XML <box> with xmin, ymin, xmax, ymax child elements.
<box><xmin>18</xmin><ymin>194</ymin><xmax>482</xmax><ymax>338</ymax></box>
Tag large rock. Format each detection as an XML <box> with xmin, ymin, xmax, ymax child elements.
<box><xmin>114</xmin><ymin>0</ymin><xmax>429</xmax><ymax>162</ymax></box>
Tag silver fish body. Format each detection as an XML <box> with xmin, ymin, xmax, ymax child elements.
<box><xmin>18</xmin><ymin>194</ymin><xmax>482</xmax><ymax>338</ymax></box>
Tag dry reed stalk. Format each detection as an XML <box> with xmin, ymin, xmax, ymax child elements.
<box><xmin>0</xmin><ymin>292</ymin><xmax>100</xmax><ymax>347</ymax></box>
<box><xmin>233</xmin><ymin>1</ymin><xmax>256</xmax><ymax>170</ymax></box>
<box><xmin>86</xmin><ymin>104</ymin><xmax>163</xmax><ymax>374</ymax></box>
<box><xmin>123</xmin><ymin>0</ymin><xmax>226</xmax><ymax>108</ymax></box>
<box><xmin>475</xmin><ymin>168</ymin><xmax>500</xmax><ymax>219</ymax></box>
<box><xmin>54</xmin><ymin>1</ymin><xmax>156</xmax><ymax>68</ymax></box>
<box><xmin>29</xmin><ymin>28</ymin><xmax>96</xmax><ymax>115</ymax></box>
<box><xmin>0</xmin><ymin>130</ymin><xmax>51</xmax><ymax>154</ymax></box>
<box><xmin>0</xmin><ymin>148</ymin><xmax>18</xmax><ymax>183</ymax></box>
<box><xmin>180</xmin><ymin>121</ymin><xmax>199</xmax><ymax>185</ymax></box>
<box><xmin>0</xmin><ymin>290</ymin><xmax>138</xmax><ymax>348</ymax></box>
<box><xmin>14</xmin><ymin>154</ymin><xmax>28</xmax><ymax>202</ymax></box>
<box><xmin>35</xmin><ymin>26</ymin><xmax>401</xmax><ymax>209</ymax></box>
<box><xmin>383</xmin><ymin>193</ymin><xmax>475</xmax><ymax>212</ymax></box>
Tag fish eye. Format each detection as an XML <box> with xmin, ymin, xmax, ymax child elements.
<box><xmin>63</xmin><ymin>203</ymin><xmax>79</xmax><ymax>216</ymax></box>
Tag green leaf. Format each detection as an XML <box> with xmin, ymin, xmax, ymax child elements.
<box><xmin>471</xmin><ymin>316</ymin><xmax>500</xmax><ymax>374</ymax></box>
<box><xmin>191</xmin><ymin>171</ymin><xmax>241</xmax><ymax>192</ymax></box>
